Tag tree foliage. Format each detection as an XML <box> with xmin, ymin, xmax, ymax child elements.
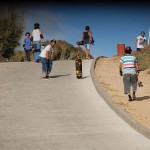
<box><xmin>0</xmin><ymin>14</ymin><xmax>23</xmax><ymax>58</ymax></box>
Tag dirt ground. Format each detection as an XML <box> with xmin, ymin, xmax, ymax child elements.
<box><xmin>95</xmin><ymin>56</ymin><xmax>150</xmax><ymax>129</ymax></box>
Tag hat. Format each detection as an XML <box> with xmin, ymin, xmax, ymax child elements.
<box><xmin>125</xmin><ymin>46</ymin><xmax>132</xmax><ymax>51</ymax></box>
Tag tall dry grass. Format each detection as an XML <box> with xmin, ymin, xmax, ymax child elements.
<box><xmin>132</xmin><ymin>45</ymin><xmax>150</xmax><ymax>71</ymax></box>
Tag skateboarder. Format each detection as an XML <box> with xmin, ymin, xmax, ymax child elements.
<box><xmin>39</xmin><ymin>39</ymin><xmax>56</xmax><ymax>79</ymax></box>
<box><xmin>82</xmin><ymin>25</ymin><xmax>94</xmax><ymax>59</ymax></box>
<box><xmin>31</xmin><ymin>22</ymin><xmax>44</xmax><ymax>63</ymax></box>
<box><xmin>119</xmin><ymin>46</ymin><xmax>140</xmax><ymax>101</ymax></box>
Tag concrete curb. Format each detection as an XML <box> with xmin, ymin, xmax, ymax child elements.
<box><xmin>90</xmin><ymin>57</ymin><xmax>150</xmax><ymax>140</ymax></box>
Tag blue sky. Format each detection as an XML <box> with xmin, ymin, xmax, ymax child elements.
<box><xmin>18</xmin><ymin>2</ymin><xmax>150</xmax><ymax>57</ymax></box>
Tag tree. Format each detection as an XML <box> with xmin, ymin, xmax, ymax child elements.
<box><xmin>0</xmin><ymin>14</ymin><xmax>23</xmax><ymax>58</ymax></box>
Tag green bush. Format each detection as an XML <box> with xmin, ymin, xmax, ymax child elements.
<box><xmin>0</xmin><ymin>14</ymin><xmax>23</xmax><ymax>58</ymax></box>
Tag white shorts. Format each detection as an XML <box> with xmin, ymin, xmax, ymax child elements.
<box><xmin>84</xmin><ymin>43</ymin><xmax>91</xmax><ymax>49</ymax></box>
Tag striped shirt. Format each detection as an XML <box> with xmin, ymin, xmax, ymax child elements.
<box><xmin>120</xmin><ymin>54</ymin><xmax>137</xmax><ymax>74</ymax></box>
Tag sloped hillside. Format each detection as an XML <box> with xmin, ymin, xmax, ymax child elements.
<box><xmin>133</xmin><ymin>46</ymin><xmax>150</xmax><ymax>71</ymax></box>
<box><xmin>95</xmin><ymin>46</ymin><xmax>150</xmax><ymax>129</ymax></box>
<box><xmin>6</xmin><ymin>40</ymin><xmax>94</xmax><ymax>62</ymax></box>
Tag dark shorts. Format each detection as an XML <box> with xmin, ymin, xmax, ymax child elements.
<box><xmin>137</xmin><ymin>48</ymin><xmax>143</xmax><ymax>51</ymax></box>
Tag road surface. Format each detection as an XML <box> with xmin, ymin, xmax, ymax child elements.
<box><xmin>0</xmin><ymin>60</ymin><xmax>150</xmax><ymax>150</ymax></box>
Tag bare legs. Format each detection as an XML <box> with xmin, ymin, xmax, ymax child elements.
<box><xmin>86</xmin><ymin>48</ymin><xmax>90</xmax><ymax>59</ymax></box>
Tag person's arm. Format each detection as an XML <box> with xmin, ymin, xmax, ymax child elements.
<box><xmin>30</xmin><ymin>36</ymin><xmax>33</xmax><ymax>42</ymax></box>
<box><xmin>45</xmin><ymin>45</ymin><xmax>50</xmax><ymax>60</ymax></box>
<box><xmin>134</xmin><ymin>57</ymin><xmax>139</xmax><ymax>71</ymax></box>
<box><xmin>40</xmin><ymin>34</ymin><xmax>44</xmax><ymax>39</ymax></box>
<box><xmin>31</xmin><ymin>31</ymin><xmax>33</xmax><ymax>42</ymax></box>
<box><xmin>119</xmin><ymin>62</ymin><xmax>123</xmax><ymax>76</ymax></box>
<box><xmin>51</xmin><ymin>51</ymin><xmax>54</xmax><ymax>60</ymax></box>
<box><xmin>82</xmin><ymin>32</ymin><xmax>84</xmax><ymax>41</ymax></box>
<box><xmin>50</xmin><ymin>47</ymin><xmax>54</xmax><ymax>60</ymax></box>
<box><xmin>46</xmin><ymin>50</ymin><xmax>49</xmax><ymax>61</ymax></box>
<box><xmin>39</xmin><ymin>29</ymin><xmax>44</xmax><ymax>39</ymax></box>
<box><xmin>134</xmin><ymin>37</ymin><xmax>137</xmax><ymax>47</ymax></box>
<box><xmin>89</xmin><ymin>31</ymin><xmax>94</xmax><ymax>44</ymax></box>
<box><xmin>88</xmin><ymin>31</ymin><xmax>92</xmax><ymax>39</ymax></box>
<box><xmin>23</xmin><ymin>39</ymin><xmax>26</xmax><ymax>49</ymax></box>
<box><xmin>30</xmin><ymin>38</ymin><xmax>33</xmax><ymax>49</ymax></box>
<box><xmin>135</xmin><ymin>62</ymin><xmax>139</xmax><ymax>71</ymax></box>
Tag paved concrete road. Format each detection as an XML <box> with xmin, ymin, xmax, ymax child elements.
<box><xmin>0</xmin><ymin>60</ymin><xmax>150</xmax><ymax>150</ymax></box>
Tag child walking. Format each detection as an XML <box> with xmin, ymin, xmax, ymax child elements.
<box><xmin>119</xmin><ymin>46</ymin><xmax>140</xmax><ymax>101</ymax></box>
<box><xmin>23</xmin><ymin>32</ymin><xmax>32</xmax><ymax>61</ymax></box>
<box><xmin>39</xmin><ymin>39</ymin><xmax>56</xmax><ymax>79</ymax></box>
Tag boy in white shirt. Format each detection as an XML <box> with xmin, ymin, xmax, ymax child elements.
<box><xmin>134</xmin><ymin>31</ymin><xmax>147</xmax><ymax>51</ymax></box>
<box><xmin>39</xmin><ymin>40</ymin><xmax>56</xmax><ymax>79</ymax></box>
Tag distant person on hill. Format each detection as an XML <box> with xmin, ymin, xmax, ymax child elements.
<box><xmin>134</xmin><ymin>31</ymin><xmax>147</xmax><ymax>51</ymax></box>
<box><xmin>82</xmin><ymin>25</ymin><xmax>94</xmax><ymax>59</ymax></box>
<box><xmin>39</xmin><ymin>39</ymin><xmax>56</xmax><ymax>79</ymax></box>
<box><xmin>23</xmin><ymin>32</ymin><xmax>32</xmax><ymax>61</ymax></box>
<box><xmin>31</xmin><ymin>22</ymin><xmax>44</xmax><ymax>63</ymax></box>
<box><xmin>119</xmin><ymin>46</ymin><xmax>140</xmax><ymax>101</ymax></box>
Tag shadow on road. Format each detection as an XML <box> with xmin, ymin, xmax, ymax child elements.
<box><xmin>82</xmin><ymin>76</ymin><xmax>90</xmax><ymax>79</ymax></box>
<box><xmin>136</xmin><ymin>96</ymin><xmax>150</xmax><ymax>101</ymax></box>
<box><xmin>50</xmin><ymin>74</ymin><xmax>71</xmax><ymax>78</ymax></box>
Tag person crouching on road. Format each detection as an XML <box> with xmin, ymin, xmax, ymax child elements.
<box><xmin>119</xmin><ymin>46</ymin><xmax>140</xmax><ymax>101</ymax></box>
<box><xmin>39</xmin><ymin>39</ymin><xmax>56</xmax><ymax>79</ymax></box>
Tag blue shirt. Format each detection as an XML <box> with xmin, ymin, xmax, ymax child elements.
<box><xmin>24</xmin><ymin>38</ymin><xmax>32</xmax><ymax>50</ymax></box>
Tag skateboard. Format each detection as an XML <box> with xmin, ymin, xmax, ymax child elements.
<box><xmin>75</xmin><ymin>56</ymin><xmax>82</xmax><ymax>79</ymax></box>
<box><xmin>76</xmin><ymin>40</ymin><xmax>84</xmax><ymax>46</ymax></box>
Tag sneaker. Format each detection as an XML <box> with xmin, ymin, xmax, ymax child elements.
<box><xmin>132</xmin><ymin>93</ymin><xmax>136</xmax><ymax>100</ymax></box>
<box><xmin>41</xmin><ymin>76</ymin><xmax>48</xmax><ymax>80</ymax></box>
<box><xmin>46</xmin><ymin>75</ymin><xmax>49</xmax><ymax>79</ymax></box>
<box><xmin>128</xmin><ymin>94</ymin><xmax>133</xmax><ymax>101</ymax></box>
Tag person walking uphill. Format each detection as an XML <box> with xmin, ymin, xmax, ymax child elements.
<box><xmin>39</xmin><ymin>39</ymin><xmax>56</xmax><ymax>79</ymax></box>
<box><xmin>82</xmin><ymin>25</ymin><xmax>94</xmax><ymax>59</ymax></box>
<box><xmin>23</xmin><ymin>32</ymin><xmax>32</xmax><ymax>61</ymax></box>
<box><xmin>134</xmin><ymin>31</ymin><xmax>147</xmax><ymax>51</ymax></box>
<box><xmin>31</xmin><ymin>23</ymin><xmax>44</xmax><ymax>63</ymax></box>
<box><xmin>119</xmin><ymin>46</ymin><xmax>140</xmax><ymax>101</ymax></box>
